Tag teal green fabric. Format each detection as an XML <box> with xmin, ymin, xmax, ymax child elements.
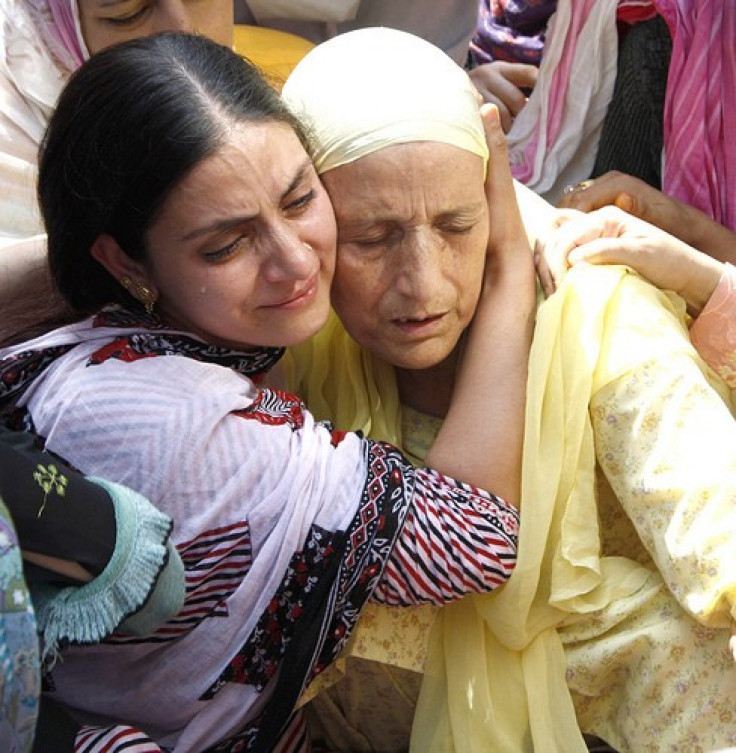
<box><xmin>32</xmin><ymin>478</ymin><xmax>185</xmax><ymax>658</ymax></box>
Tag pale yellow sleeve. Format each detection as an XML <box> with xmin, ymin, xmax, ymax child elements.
<box><xmin>590</xmin><ymin>275</ymin><xmax>736</xmax><ymax>627</ymax></box>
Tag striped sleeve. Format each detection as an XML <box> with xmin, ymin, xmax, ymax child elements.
<box><xmin>74</xmin><ymin>724</ymin><xmax>163</xmax><ymax>753</ymax></box>
<box><xmin>371</xmin><ymin>468</ymin><xmax>519</xmax><ymax>606</ymax></box>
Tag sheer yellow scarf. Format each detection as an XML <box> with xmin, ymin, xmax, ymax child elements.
<box><xmin>283</xmin><ymin>264</ymin><xmax>729</xmax><ymax>751</ymax></box>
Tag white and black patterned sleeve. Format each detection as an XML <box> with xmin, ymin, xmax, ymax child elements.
<box><xmin>372</xmin><ymin>467</ymin><xmax>519</xmax><ymax>606</ymax></box>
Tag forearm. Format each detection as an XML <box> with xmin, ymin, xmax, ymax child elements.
<box><xmin>0</xmin><ymin>236</ymin><xmax>73</xmax><ymax>346</ymax></box>
<box><xmin>679</xmin><ymin>203</ymin><xmax>736</xmax><ymax>264</ymax></box>
<box><xmin>514</xmin><ymin>179</ymin><xmax>558</xmax><ymax>248</ymax></box>
<box><xmin>592</xmin><ymin>357</ymin><xmax>736</xmax><ymax>627</ymax></box>
<box><xmin>372</xmin><ymin>467</ymin><xmax>519</xmax><ymax>605</ymax></box>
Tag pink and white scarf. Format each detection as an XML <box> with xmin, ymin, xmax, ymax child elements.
<box><xmin>25</xmin><ymin>0</ymin><xmax>88</xmax><ymax>72</ymax></box>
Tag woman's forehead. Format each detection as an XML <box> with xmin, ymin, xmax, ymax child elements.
<box><xmin>323</xmin><ymin>143</ymin><xmax>486</xmax><ymax>212</ymax></box>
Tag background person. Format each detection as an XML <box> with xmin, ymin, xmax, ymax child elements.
<box><xmin>466</xmin><ymin>0</ymin><xmax>553</xmax><ymax>132</ymax></box>
<box><xmin>536</xmin><ymin>204</ymin><xmax>736</xmax><ymax>389</ymax></box>
<box><xmin>0</xmin><ymin>0</ymin><xmax>233</xmax><ymax>252</ymax></box>
<box><xmin>233</xmin><ymin>0</ymin><xmax>478</xmax><ymax>66</ymax></box>
<box><xmin>0</xmin><ymin>427</ymin><xmax>185</xmax><ymax>752</ymax></box>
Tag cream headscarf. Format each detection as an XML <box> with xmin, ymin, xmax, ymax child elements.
<box><xmin>281</xmin><ymin>26</ymin><xmax>488</xmax><ymax>175</ymax></box>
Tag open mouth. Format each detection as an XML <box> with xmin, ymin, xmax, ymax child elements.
<box><xmin>393</xmin><ymin>312</ymin><xmax>446</xmax><ymax>332</ymax></box>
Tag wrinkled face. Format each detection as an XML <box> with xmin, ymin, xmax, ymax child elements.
<box><xmin>322</xmin><ymin>142</ymin><xmax>489</xmax><ymax>370</ymax></box>
<box><xmin>141</xmin><ymin>122</ymin><xmax>337</xmax><ymax>350</ymax></box>
<box><xmin>78</xmin><ymin>0</ymin><xmax>233</xmax><ymax>54</ymax></box>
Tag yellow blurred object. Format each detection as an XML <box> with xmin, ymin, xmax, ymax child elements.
<box><xmin>233</xmin><ymin>24</ymin><xmax>315</xmax><ymax>90</ymax></box>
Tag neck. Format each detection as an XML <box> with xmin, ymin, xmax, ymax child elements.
<box><xmin>395</xmin><ymin>348</ymin><xmax>460</xmax><ymax>418</ymax></box>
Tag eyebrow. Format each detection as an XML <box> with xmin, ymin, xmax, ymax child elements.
<box><xmin>180</xmin><ymin>158</ymin><xmax>313</xmax><ymax>242</ymax></box>
<box><xmin>339</xmin><ymin>201</ymin><xmax>487</xmax><ymax>229</ymax></box>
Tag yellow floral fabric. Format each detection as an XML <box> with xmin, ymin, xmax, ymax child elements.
<box><xmin>284</xmin><ymin>265</ymin><xmax>736</xmax><ymax>752</ymax></box>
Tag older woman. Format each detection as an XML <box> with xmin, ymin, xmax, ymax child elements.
<box><xmin>281</xmin><ymin>27</ymin><xmax>736</xmax><ymax>753</ymax></box>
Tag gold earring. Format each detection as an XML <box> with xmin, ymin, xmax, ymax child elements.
<box><xmin>136</xmin><ymin>283</ymin><xmax>156</xmax><ymax>316</ymax></box>
<box><xmin>119</xmin><ymin>275</ymin><xmax>156</xmax><ymax>315</ymax></box>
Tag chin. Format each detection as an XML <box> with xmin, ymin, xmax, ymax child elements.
<box><xmin>380</xmin><ymin>344</ymin><xmax>456</xmax><ymax>372</ymax></box>
<box><xmin>283</xmin><ymin>313</ymin><xmax>332</xmax><ymax>348</ymax></box>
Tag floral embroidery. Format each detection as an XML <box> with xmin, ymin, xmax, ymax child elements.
<box><xmin>200</xmin><ymin>525</ymin><xmax>340</xmax><ymax>699</ymax></box>
<box><xmin>32</xmin><ymin>463</ymin><xmax>68</xmax><ymax>518</ymax></box>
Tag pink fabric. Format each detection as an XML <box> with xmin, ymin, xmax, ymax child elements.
<box><xmin>656</xmin><ymin>0</ymin><xmax>736</xmax><ymax>231</ymax></box>
<box><xmin>512</xmin><ymin>0</ymin><xmax>597</xmax><ymax>185</ymax></box>
<box><xmin>45</xmin><ymin>0</ymin><xmax>85</xmax><ymax>68</ymax></box>
<box><xmin>690</xmin><ymin>263</ymin><xmax>736</xmax><ymax>388</ymax></box>
<box><xmin>512</xmin><ymin>0</ymin><xmax>736</xmax><ymax>230</ymax></box>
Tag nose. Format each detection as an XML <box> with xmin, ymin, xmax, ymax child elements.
<box><xmin>392</xmin><ymin>227</ymin><xmax>444</xmax><ymax>303</ymax></box>
<box><xmin>260</xmin><ymin>225</ymin><xmax>316</xmax><ymax>282</ymax></box>
<box><xmin>153</xmin><ymin>1</ymin><xmax>196</xmax><ymax>34</ymax></box>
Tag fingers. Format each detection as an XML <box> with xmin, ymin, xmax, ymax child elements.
<box><xmin>486</xmin><ymin>95</ymin><xmax>514</xmax><ymax>134</ymax></box>
<box><xmin>557</xmin><ymin>172</ymin><xmax>653</xmax><ymax>224</ymax></box>
<box><xmin>489</xmin><ymin>76</ymin><xmax>528</xmax><ymax>118</ymax></box>
<box><xmin>566</xmin><ymin>236</ymin><xmax>644</xmax><ymax>267</ymax></box>
<box><xmin>558</xmin><ymin>179</ymin><xmax>600</xmax><ymax>212</ymax></box>
<box><xmin>534</xmin><ymin>239</ymin><xmax>556</xmax><ymax>298</ymax></box>
<box><xmin>481</xmin><ymin>103</ymin><xmax>515</xmax><ymax>205</ymax></box>
<box><xmin>481</xmin><ymin>103</ymin><xmax>531</xmax><ymax>266</ymax></box>
<box><xmin>468</xmin><ymin>79</ymin><xmax>515</xmax><ymax>132</ymax></box>
<box><xmin>613</xmin><ymin>191</ymin><xmax>636</xmax><ymax>214</ymax></box>
<box><xmin>534</xmin><ymin>208</ymin><xmax>627</xmax><ymax>295</ymax></box>
<box><xmin>500</xmin><ymin>62</ymin><xmax>538</xmax><ymax>91</ymax></box>
<box><xmin>469</xmin><ymin>62</ymin><xmax>534</xmax><ymax>129</ymax></box>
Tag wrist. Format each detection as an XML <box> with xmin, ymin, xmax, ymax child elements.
<box><xmin>684</xmin><ymin>256</ymin><xmax>724</xmax><ymax>316</ymax></box>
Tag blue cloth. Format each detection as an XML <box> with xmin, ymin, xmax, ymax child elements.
<box><xmin>0</xmin><ymin>498</ymin><xmax>39</xmax><ymax>753</ymax></box>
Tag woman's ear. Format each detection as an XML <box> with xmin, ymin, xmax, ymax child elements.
<box><xmin>90</xmin><ymin>234</ymin><xmax>158</xmax><ymax>315</ymax></box>
<box><xmin>90</xmin><ymin>233</ymin><xmax>146</xmax><ymax>284</ymax></box>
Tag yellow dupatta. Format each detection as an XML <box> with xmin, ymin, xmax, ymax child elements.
<box><xmin>283</xmin><ymin>264</ymin><xmax>734</xmax><ymax>750</ymax></box>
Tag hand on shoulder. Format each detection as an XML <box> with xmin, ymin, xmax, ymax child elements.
<box><xmin>535</xmin><ymin>205</ymin><xmax>724</xmax><ymax>316</ymax></box>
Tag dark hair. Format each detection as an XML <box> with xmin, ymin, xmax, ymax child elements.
<box><xmin>38</xmin><ymin>32</ymin><xmax>306</xmax><ymax>314</ymax></box>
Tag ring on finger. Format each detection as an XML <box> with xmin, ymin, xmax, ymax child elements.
<box><xmin>563</xmin><ymin>179</ymin><xmax>594</xmax><ymax>195</ymax></box>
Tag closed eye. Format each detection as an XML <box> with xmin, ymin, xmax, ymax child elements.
<box><xmin>437</xmin><ymin>222</ymin><xmax>477</xmax><ymax>234</ymax></box>
<box><xmin>354</xmin><ymin>234</ymin><xmax>391</xmax><ymax>247</ymax></box>
<box><xmin>203</xmin><ymin>236</ymin><xmax>247</xmax><ymax>262</ymax></box>
<box><xmin>346</xmin><ymin>224</ymin><xmax>401</xmax><ymax>247</ymax></box>
<box><xmin>103</xmin><ymin>6</ymin><xmax>151</xmax><ymax>27</ymax></box>
<box><xmin>284</xmin><ymin>189</ymin><xmax>315</xmax><ymax>214</ymax></box>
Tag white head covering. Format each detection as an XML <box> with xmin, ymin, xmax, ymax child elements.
<box><xmin>26</xmin><ymin>0</ymin><xmax>89</xmax><ymax>71</ymax></box>
<box><xmin>281</xmin><ymin>26</ymin><xmax>488</xmax><ymax>175</ymax></box>
<box><xmin>0</xmin><ymin>0</ymin><xmax>89</xmax><ymax>246</ymax></box>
